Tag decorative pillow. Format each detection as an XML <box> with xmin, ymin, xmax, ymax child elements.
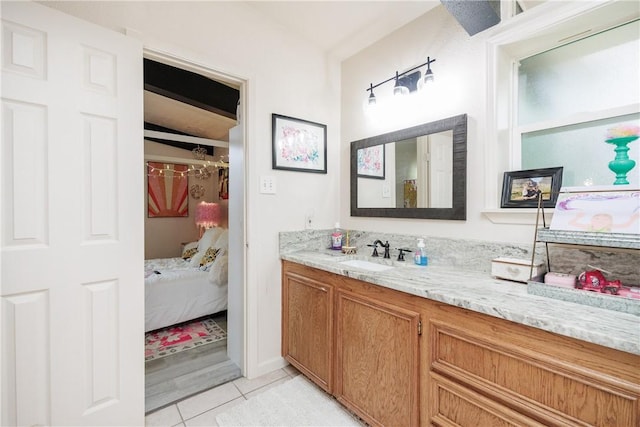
<box><xmin>197</xmin><ymin>227</ymin><xmax>223</xmax><ymax>253</ymax></box>
<box><xmin>199</xmin><ymin>247</ymin><xmax>221</xmax><ymax>267</ymax></box>
<box><xmin>181</xmin><ymin>241</ymin><xmax>199</xmax><ymax>260</ymax></box>
<box><xmin>208</xmin><ymin>252</ymin><xmax>228</xmax><ymax>286</ymax></box>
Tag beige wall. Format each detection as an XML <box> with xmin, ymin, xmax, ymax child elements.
<box><xmin>144</xmin><ymin>141</ymin><xmax>227</xmax><ymax>259</ymax></box>
<box><xmin>341</xmin><ymin>5</ymin><xmax>533</xmax><ymax>244</ymax></box>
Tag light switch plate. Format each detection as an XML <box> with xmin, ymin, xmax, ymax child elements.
<box><xmin>259</xmin><ymin>175</ymin><xmax>276</xmax><ymax>194</ymax></box>
<box><xmin>382</xmin><ymin>183</ymin><xmax>391</xmax><ymax>198</ymax></box>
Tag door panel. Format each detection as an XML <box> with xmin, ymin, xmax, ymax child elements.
<box><xmin>335</xmin><ymin>290</ymin><xmax>420</xmax><ymax>426</ymax></box>
<box><xmin>1</xmin><ymin>2</ymin><xmax>143</xmax><ymax>425</ymax></box>
<box><xmin>282</xmin><ymin>270</ymin><xmax>333</xmax><ymax>391</ymax></box>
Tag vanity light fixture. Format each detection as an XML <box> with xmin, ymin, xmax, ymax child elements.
<box><xmin>366</xmin><ymin>57</ymin><xmax>436</xmax><ymax>104</ymax></box>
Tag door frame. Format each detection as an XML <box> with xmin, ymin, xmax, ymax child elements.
<box><xmin>142</xmin><ymin>48</ymin><xmax>247</xmax><ymax>374</ymax></box>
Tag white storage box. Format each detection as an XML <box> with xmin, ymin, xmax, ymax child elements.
<box><xmin>491</xmin><ymin>257</ymin><xmax>546</xmax><ymax>283</ymax></box>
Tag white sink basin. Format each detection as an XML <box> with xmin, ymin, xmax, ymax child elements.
<box><xmin>339</xmin><ymin>259</ymin><xmax>394</xmax><ymax>272</ymax></box>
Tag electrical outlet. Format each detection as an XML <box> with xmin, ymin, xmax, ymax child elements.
<box><xmin>259</xmin><ymin>175</ymin><xmax>276</xmax><ymax>194</ymax></box>
<box><xmin>304</xmin><ymin>209</ymin><xmax>314</xmax><ymax>229</ymax></box>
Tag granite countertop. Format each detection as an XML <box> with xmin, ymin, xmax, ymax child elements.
<box><xmin>281</xmin><ymin>250</ymin><xmax>640</xmax><ymax>356</ymax></box>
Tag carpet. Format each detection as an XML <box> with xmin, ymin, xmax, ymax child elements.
<box><xmin>216</xmin><ymin>375</ymin><xmax>362</xmax><ymax>427</ymax></box>
<box><xmin>145</xmin><ymin>317</ymin><xmax>226</xmax><ymax>361</ymax></box>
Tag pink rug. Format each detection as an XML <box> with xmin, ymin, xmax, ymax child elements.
<box><xmin>145</xmin><ymin>318</ymin><xmax>226</xmax><ymax>361</ymax></box>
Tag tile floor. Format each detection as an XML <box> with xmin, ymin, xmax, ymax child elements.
<box><xmin>145</xmin><ymin>365</ymin><xmax>302</xmax><ymax>426</ymax></box>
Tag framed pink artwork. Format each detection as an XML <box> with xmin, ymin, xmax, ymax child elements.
<box><xmin>147</xmin><ymin>162</ymin><xmax>189</xmax><ymax>217</ymax></box>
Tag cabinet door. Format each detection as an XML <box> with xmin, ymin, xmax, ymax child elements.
<box><xmin>282</xmin><ymin>270</ymin><xmax>333</xmax><ymax>392</ymax></box>
<box><xmin>335</xmin><ymin>290</ymin><xmax>420</xmax><ymax>427</ymax></box>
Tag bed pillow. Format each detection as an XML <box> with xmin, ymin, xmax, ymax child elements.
<box><xmin>197</xmin><ymin>227</ymin><xmax>223</xmax><ymax>253</ymax></box>
<box><xmin>199</xmin><ymin>247</ymin><xmax>221</xmax><ymax>268</ymax></box>
<box><xmin>208</xmin><ymin>252</ymin><xmax>228</xmax><ymax>286</ymax></box>
<box><xmin>181</xmin><ymin>241</ymin><xmax>199</xmax><ymax>260</ymax></box>
<box><xmin>189</xmin><ymin>251</ymin><xmax>205</xmax><ymax>267</ymax></box>
<box><xmin>212</xmin><ymin>229</ymin><xmax>229</xmax><ymax>250</ymax></box>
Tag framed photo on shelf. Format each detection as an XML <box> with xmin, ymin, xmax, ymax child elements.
<box><xmin>272</xmin><ymin>114</ymin><xmax>327</xmax><ymax>173</ymax></box>
<box><xmin>500</xmin><ymin>167</ymin><xmax>563</xmax><ymax>208</ymax></box>
<box><xmin>356</xmin><ymin>144</ymin><xmax>385</xmax><ymax>179</ymax></box>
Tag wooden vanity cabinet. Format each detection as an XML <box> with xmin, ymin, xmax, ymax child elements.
<box><xmin>283</xmin><ymin>260</ymin><xmax>640</xmax><ymax>426</ymax></box>
<box><xmin>422</xmin><ymin>300</ymin><xmax>640</xmax><ymax>427</ymax></box>
<box><xmin>282</xmin><ymin>261</ymin><xmax>421</xmax><ymax>426</ymax></box>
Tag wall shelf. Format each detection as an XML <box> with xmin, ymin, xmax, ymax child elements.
<box><xmin>528</xmin><ymin>192</ymin><xmax>640</xmax><ymax>314</ymax></box>
<box><xmin>536</xmin><ymin>228</ymin><xmax>640</xmax><ymax>250</ymax></box>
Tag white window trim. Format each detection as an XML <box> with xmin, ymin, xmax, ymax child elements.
<box><xmin>483</xmin><ymin>0</ymin><xmax>639</xmax><ymax>225</ymax></box>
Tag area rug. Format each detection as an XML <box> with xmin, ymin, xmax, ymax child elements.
<box><xmin>216</xmin><ymin>375</ymin><xmax>362</xmax><ymax>426</ymax></box>
<box><xmin>145</xmin><ymin>317</ymin><xmax>226</xmax><ymax>361</ymax></box>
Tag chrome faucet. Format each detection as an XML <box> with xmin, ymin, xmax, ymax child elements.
<box><xmin>369</xmin><ymin>239</ymin><xmax>391</xmax><ymax>259</ymax></box>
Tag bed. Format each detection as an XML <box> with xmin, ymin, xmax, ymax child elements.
<box><xmin>144</xmin><ymin>227</ymin><xmax>229</xmax><ymax>332</ymax></box>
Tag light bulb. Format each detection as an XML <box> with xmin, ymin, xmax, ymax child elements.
<box><xmin>393</xmin><ymin>71</ymin><xmax>409</xmax><ymax>96</ymax></box>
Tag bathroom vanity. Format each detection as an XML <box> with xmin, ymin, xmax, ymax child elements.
<box><xmin>280</xmin><ymin>239</ymin><xmax>639</xmax><ymax>427</ymax></box>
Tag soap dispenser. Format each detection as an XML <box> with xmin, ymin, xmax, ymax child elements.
<box><xmin>331</xmin><ymin>223</ymin><xmax>343</xmax><ymax>250</ymax></box>
<box><xmin>414</xmin><ymin>238</ymin><xmax>428</xmax><ymax>266</ymax></box>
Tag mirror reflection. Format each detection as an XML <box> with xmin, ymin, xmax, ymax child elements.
<box><xmin>350</xmin><ymin>114</ymin><xmax>467</xmax><ymax>220</ymax></box>
<box><xmin>356</xmin><ymin>130</ymin><xmax>453</xmax><ymax>209</ymax></box>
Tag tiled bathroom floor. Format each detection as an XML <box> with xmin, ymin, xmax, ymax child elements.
<box><xmin>145</xmin><ymin>365</ymin><xmax>302</xmax><ymax>426</ymax></box>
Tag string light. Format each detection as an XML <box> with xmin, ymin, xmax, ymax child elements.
<box><xmin>146</xmin><ymin>156</ymin><xmax>229</xmax><ymax>178</ymax></box>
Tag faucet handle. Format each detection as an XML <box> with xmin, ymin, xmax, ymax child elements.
<box><xmin>367</xmin><ymin>243</ymin><xmax>380</xmax><ymax>257</ymax></box>
<box><xmin>396</xmin><ymin>248</ymin><xmax>412</xmax><ymax>262</ymax></box>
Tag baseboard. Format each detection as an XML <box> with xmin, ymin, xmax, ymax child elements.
<box><xmin>246</xmin><ymin>356</ymin><xmax>288</xmax><ymax>380</ymax></box>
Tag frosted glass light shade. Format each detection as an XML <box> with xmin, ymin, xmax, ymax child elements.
<box><xmin>393</xmin><ymin>84</ymin><xmax>409</xmax><ymax>96</ymax></box>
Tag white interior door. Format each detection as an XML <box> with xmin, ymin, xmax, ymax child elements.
<box><xmin>227</xmin><ymin>124</ymin><xmax>245</xmax><ymax>371</ymax></box>
<box><xmin>429</xmin><ymin>132</ymin><xmax>453</xmax><ymax>208</ymax></box>
<box><xmin>1</xmin><ymin>2</ymin><xmax>144</xmax><ymax>426</ymax></box>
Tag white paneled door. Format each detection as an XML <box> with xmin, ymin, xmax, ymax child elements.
<box><xmin>1</xmin><ymin>2</ymin><xmax>144</xmax><ymax>426</ymax></box>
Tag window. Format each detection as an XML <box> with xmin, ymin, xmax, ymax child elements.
<box><xmin>485</xmin><ymin>1</ymin><xmax>640</xmax><ymax>218</ymax></box>
<box><xmin>517</xmin><ymin>20</ymin><xmax>639</xmax><ymax>187</ymax></box>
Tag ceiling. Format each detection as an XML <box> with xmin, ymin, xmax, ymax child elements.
<box><xmin>245</xmin><ymin>1</ymin><xmax>441</xmax><ymax>60</ymax></box>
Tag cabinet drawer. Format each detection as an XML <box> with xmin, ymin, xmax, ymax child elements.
<box><xmin>429</xmin><ymin>321</ymin><xmax>639</xmax><ymax>426</ymax></box>
<box><xmin>430</xmin><ymin>372</ymin><xmax>546</xmax><ymax>427</ymax></box>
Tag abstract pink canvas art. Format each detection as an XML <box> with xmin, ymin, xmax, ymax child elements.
<box><xmin>147</xmin><ymin>162</ymin><xmax>189</xmax><ymax>217</ymax></box>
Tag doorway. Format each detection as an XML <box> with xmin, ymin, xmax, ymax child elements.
<box><xmin>142</xmin><ymin>51</ymin><xmax>246</xmax><ymax>412</ymax></box>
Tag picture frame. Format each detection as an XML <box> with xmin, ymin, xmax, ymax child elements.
<box><xmin>272</xmin><ymin>113</ymin><xmax>327</xmax><ymax>173</ymax></box>
<box><xmin>550</xmin><ymin>186</ymin><xmax>640</xmax><ymax>234</ymax></box>
<box><xmin>357</xmin><ymin>144</ymin><xmax>385</xmax><ymax>179</ymax></box>
<box><xmin>500</xmin><ymin>167</ymin><xmax>563</xmax><ymax>208</ymax></box>
<box><xmin>218</xmin><ymin>167</ymin><xmax>229</xmax><ymax>200</ymax></box>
